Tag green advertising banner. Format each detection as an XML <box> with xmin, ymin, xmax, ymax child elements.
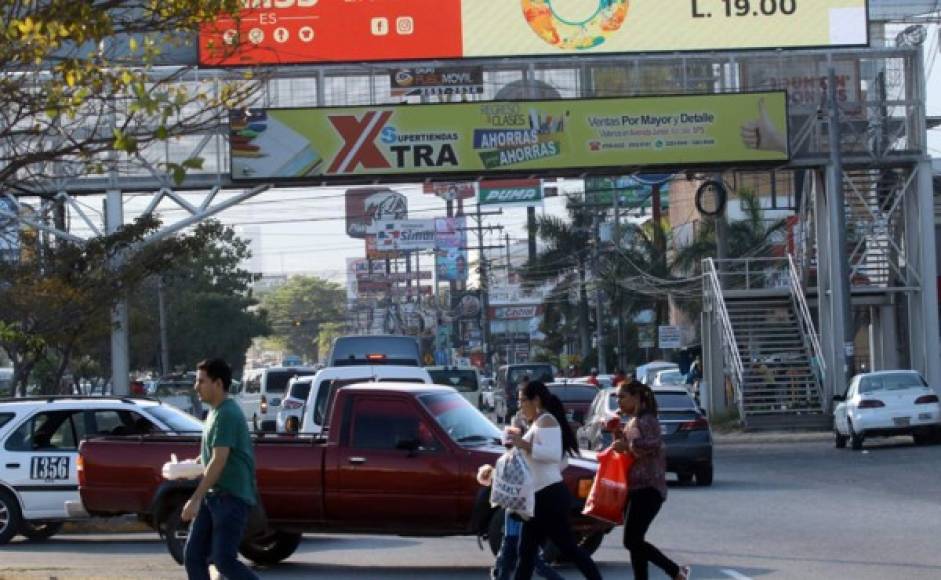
<box><xmin>230</xmin><ymin>92</ymin><xmax>789</xmax><ymax>182</ymax></box>
<box><xmin>478</xmin><ymin>179</ymin><xmax>543</xmax><ymax>207</ymax></box>
<box><xmin>585</xmin><ymin>175</ymin><xmax>671</xmax><ymax>209</ymax></box>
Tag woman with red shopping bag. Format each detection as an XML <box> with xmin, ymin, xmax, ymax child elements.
<box><xmin>613</xmin><ymin>381</ymin><xmax>691</xmax><ymax>580</ymax></box>
<box><xmin>582</xmin><ymin>432</ymin><xmax>633</xmax><ymax>525</ymax></box>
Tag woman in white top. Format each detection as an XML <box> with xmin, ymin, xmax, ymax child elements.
<box><xmin>507</xmin><ymin>381</ymin><xmax>603</xmax><ymax>580</ymax></box>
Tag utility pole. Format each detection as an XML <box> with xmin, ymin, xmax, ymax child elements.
<box><xmin>613</xmin><ymin>187</ymin><xmax>624</xmax><ymax>371</ymax></box>
<box><xmin>592</xmin><ymin>214</ymin><xmax>607</xmax><ymax>374</ymax></box>
<box><xmin>462</xmin><ymin>205</ymin><xmax>503</xmax><ymax>372</ymax></box>
<box><xmin>157</xmin><ymin>277</ymin><xmax>170</xmax><ymax>376</ymax></box>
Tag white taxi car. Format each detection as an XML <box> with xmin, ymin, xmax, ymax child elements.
<box><xmin>0</xmin><ymin>396</ymin><xmax>203</xmax><ymax>544</ymax></box>
<box><xmin>833</xmin><ymin>370</ymin><xmax>941</xmax><ymax>450</ymax></box>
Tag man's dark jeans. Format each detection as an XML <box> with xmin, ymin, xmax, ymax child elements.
<box><xmin>184</xmin><ymin>493</ymin><xmax>259</xmax><ymax>580</ymax></box>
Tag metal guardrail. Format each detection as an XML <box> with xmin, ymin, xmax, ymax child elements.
<box><xmin>710</xmin><ymin>257</ymin><xmax>792</xmax><ymax>292</ymax></box>
<box><xmin>787</xmin><ymin>255</ymin><xmax>827</xmax><ymax>404</ymax></box>
<box><xmin>703</xmin><ymin>259</ymin><xmax>745</xmax><ymax>422</ymax></box>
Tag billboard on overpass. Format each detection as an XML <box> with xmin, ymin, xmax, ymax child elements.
<box><xmin>200</xmin><ymin>0</ymin><xmax>869</xmax><ymax>66</ymax></box>
<box><xmin>230</xmin><ymin>91</ymin><xmax>789</xmax><ymax>183</ymax></box>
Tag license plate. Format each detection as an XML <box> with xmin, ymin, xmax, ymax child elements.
<box><xmin>893</xmin><ymin>417</ymin><xmax>911</xmax><ymax>427</ymax></box>
<box><xmin>30</xmin><ymin>456</ymin><xmax>70</xmax><ymax>481</ymax></box>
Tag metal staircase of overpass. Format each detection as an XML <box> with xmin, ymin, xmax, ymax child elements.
<box><xmin>705</xmin><ymin>258</ymin><xmax>831</xmax><ymax>431</ymax></box>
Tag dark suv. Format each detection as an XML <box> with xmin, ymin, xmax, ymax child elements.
<box><xmin>328</xmin><ymin>335</ymin><xmax>421</xmax><ymax>367</ymax></box>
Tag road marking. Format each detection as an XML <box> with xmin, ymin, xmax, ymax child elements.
<box><xmin>722</xmin><ymin>570</ymin><xmax>754</xmax><ymax>580</ymax></box>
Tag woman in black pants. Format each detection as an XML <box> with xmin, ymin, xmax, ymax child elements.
<box><xmin>506</xmin><ymin>381</ymin><xmax>602</xmax><ymax>580</ymax></box>
<box><xmin>614</xmin><ymin>381</ymin><xmax>691</xmax><ymax>580</ymax></box>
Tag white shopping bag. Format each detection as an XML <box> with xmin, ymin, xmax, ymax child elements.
<box><xmin>489</xmin><ymin>448</ymin><xmax>535</xmax><ymax>519</ymax></box>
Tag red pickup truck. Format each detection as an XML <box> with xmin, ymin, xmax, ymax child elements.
<box><xmin>78</xmin><ymin>384</ymin><xmax>612</xmax><ymax>565</ymax></box>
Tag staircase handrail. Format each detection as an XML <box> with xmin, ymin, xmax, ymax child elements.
<box><xmin>703</xmin><ymin>258</ymin><xmax>745</xmax><ymax>421</ymax></box>
<box><xmin>787</xmin><ymin>254</ymin><xmax>827</xmax><ymax>387</ymax></box>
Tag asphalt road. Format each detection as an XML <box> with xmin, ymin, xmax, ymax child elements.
<box><xmin>1</xmin><ymin>436</ymin><xmax>939</xmax><ymax>579</ymax></box>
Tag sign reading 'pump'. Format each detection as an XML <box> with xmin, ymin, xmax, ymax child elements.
<box><xmin>229</xmin><ymin>92</ymin><xmax>789</xmax><ymax>183</ymax></box>
<box><xmin>200</xmin><ymin>0</ymin><xmax>869</xmax><ymax>66</ymax></box>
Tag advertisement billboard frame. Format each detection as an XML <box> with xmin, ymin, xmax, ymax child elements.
<box><xmin>230</xmin><ymin>90</ymin><xmax>791</xmax><ymax>186</ymax></box>
<box><xmin>199</xmin><ymin>1</ymin><xmax>870</xmax><ymax>67</ymax></box>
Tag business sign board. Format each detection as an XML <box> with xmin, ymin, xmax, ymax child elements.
<box><xmin>231</xmin><ymin>92</ymin><xmax>790</xmax><ymax>183</ymax></box>
<box><xmin>659</xmin><ymin>325</ymin><xmax>683</xmax><ymax>349</ymax></box>
<box><xmin>638</xmin><ymin>325</ymin><xmax>656</xmax><ymax>349</ymax></box>
<box><xmin>391</xmin><ymin>67</ymin><xmax>484</xmax><ymax>97</ymax></box>
<box><xmin>742</xmin><ymin>59</ymin><xmax>862</xmax><ymax>115</ymax></box>
<box><xmin>422</xmin><ymin>182</ymin><xmax>477</xmax><ymax>201</ymax></box>
<box><xmin>365</xmin><ymin>235</ymin><xmax>402</xmax><ymax>259</ymax></box>
<box><xmin>0</xmin><ymin>196</ymin><xmax>19</xmax><ymax>263</ymax></box>
<box><xmin>369</xmin><ymin>219</ymin><xmax>437</xmax><ymax>251</ymax></box>
<box><xmin>584</xmin><ymin>174</ymin><xmax>671</xmax><ymax>208</ymax></box>
<box><xmin>344</xmin><ymin>188</ymin><xmax>407</xmax><ymax>239</ymax></box>
<box><xmin>478</xmin><ymin>179</ymin><xmax>543</xmax><ymax>208</ymax></box>
<box><xmin>489</xmin><ymin>305</ymin><xmax>544</xmax><ymax>320</ymax></box>
<box><xmin>435</xmin><ymin>217</ymin><xmax>468</xmax><ymax>282</ymax></box>
<box><xmin>200</xmin><ymin>0</ymin><xmax>869</xmax><ymax>66</ymax></box>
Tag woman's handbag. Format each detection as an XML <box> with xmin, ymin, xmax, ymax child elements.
<box><xmin>489</xmin><ymin>448</ymin><xmax>535</xmax><ymax>519</ymax></box>
<box><xmin>582</xmin><ymin>445</ymin><xmax>633</xmax><ymax>525</ymax></box>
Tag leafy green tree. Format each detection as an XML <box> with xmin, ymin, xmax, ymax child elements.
<box><xmin>673</xmin><ymin>189</ymin><xmax>787</xmax><ymax>272</ymax></box>
<box><xmin>0</xmin><ymin>0</ymin><xmax>258</xmax><ymax>192</ymax></box>
<box><xmin>262</xmin><ymin>277</ymin><xmax>346</xmax><ymax>363</ymax></box>
<box><xmin>127</xmin><ymin>221</ymin><xmax>269</xmax><ymax>376</ymax></box>
<box><xmin>0</xmin><ymin>216</ymin><xmax>212</xmax><ymax>395</ymax></box>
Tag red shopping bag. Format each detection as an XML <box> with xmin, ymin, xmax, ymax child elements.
<box><xmin>582</xmin><ymin>446</ymin><xmax>633</xmax><ymax>525</ymax></box>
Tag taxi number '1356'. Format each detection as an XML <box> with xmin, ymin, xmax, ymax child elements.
<box><xmin>30</xmin><ymin>456</ymin><xmax>70</xmax><ymax>481</ymax></box>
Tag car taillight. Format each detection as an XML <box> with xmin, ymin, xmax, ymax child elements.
<box><xmin>678</xmin><ymin>418</ymin><xmax>710</xmax><ymax>431</ymax></box>
<box><xmin>858</xmin><ymin>399</ymin><xmax>885</xmax><ymax>409</ymax></box>
<box><xmin>77</xmin><ymin>454</ymin><xmax>85</xmax><ymax>487</ymax></box>
<box><xmin>915</xmin><ymin>394</ymin><xmax>939</xmax><ymax>404</ymax></box>
<box><xmin>284</xmin><ymin>399</ymin><xmax>303</xmax><ymax>410</ymax></box>
<box><xmin>260</xmin><ymin>396</ymin><xmax>268</xmax><ymax>414</ymax></box>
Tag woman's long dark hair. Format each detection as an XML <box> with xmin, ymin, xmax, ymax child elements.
<box><xmin>520</xmin><ymin>381</ymin><xmax>579</xmax><ymax>457</ymax></box>
<box><xmin>623</xmin><ymin>380</ymin><xmax>659</xmax><ymax>417</ymax></box>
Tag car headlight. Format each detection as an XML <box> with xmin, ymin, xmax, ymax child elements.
<box><xmin>577</xmin><ymin>478</ymin><xmax>593</xmax><ymax>499</ymax></box>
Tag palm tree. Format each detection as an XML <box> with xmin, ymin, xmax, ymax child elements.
<box><xmin>521</xmin><ymin>204</ymin><xmax>594</xmax><ymax>360</ymax></box>
<box><xmin>673</xmin><ymin>189</ymin><xmax>787</xmax><ymax>272</ymax></box>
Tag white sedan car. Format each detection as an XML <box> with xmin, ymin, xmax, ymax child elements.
<box><xmin>833</xmin><ymin>370</ymin><xmax>941</xmax><ymax>450</ymax></box>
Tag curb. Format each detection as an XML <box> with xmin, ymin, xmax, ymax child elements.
<box><xmin>713</xmin><ymin>431</ymin><xmax>833</xmax><ymax>445</ymax></box>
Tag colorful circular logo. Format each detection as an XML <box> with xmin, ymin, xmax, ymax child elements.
<box><xmin>521</xmin><ymin>0</ymin><xmax>629</xmax><ymax>51</ymax></box>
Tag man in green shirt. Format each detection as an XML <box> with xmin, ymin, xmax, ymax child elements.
<box><xmin>182</xmin><ymin>358</ymin><xmax>259</xmax><ymax>580</ymax></box>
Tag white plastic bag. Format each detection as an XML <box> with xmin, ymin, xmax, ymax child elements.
<box><xmin>489</xmin><ymin>448</ymin><xmax>535</xmax><ymax>519</ymax></box>
<box><xmin>161</xmin><ymin>453</ymin><xmax>203</xmax><ymax>480</ymax></box>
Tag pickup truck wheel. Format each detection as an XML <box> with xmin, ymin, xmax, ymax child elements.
<box><xmin>239</xmin><ymin>530</ymin><xmax>302</xmax><ymax>565</ymax></box>
<box><xmin>19</xmin><ymin>521</ymin><xmax>63</xmax><ymax>542</ymax></box>
<box><xmin>0</xmin><ymin>489</ymin><xmax>24</xmax><ymax>545</ymax></box>
<box><xmin>163</xmin><ymin>503</ymin><xmax>189</xmax><ymax>565</ymax></box>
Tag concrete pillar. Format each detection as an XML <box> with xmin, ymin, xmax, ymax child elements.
<box><xmin>813</xmin><ymin>170</ymin><xmax>839</xmax><ymax>409</ymax></box>
<box><xmin>702</xmin><ymin>310</ymin><xmax>728</xmax><ymax>419</ymax></box>
<box><xmin>907</xmin><ymin>159</ymin><xmax>941</xmax><ymax>388</ymax></box>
